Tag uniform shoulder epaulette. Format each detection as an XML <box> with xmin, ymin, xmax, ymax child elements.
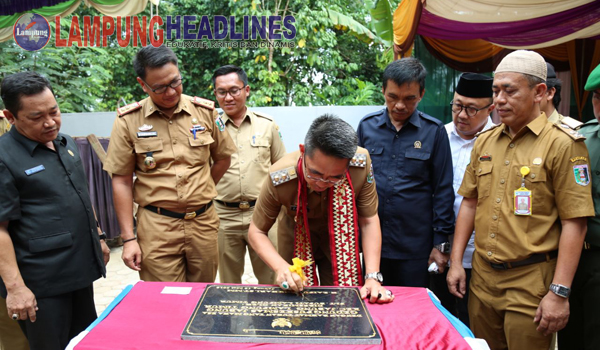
<box><xmin>579</xmin><ymin>118</ymin><xmax>599</xmax><ymax>129</ymax></box>
<box><xmin>561</xmin><ymin>116</ymin><xmax>584</xmax><ymax>130</ymax></box>
<box><xmin>117</xmin><ymin>101</ymin><xmax>142</xmax><ymax>117</ymax></box>
<box><xmin>349</xmin><ymin>153</ymin><xmax>367</xmax><ymax>167</ymax></box>
<box><xmin>270</xmin><ymin>166</ymin><xmax>297</xmax><ymax>186</ymax></box>
<box><xmin>475</xmin><ymin>123</ymin><xmax>501</xmax><ymax>137</ymax></box>
<box><xmin>190</xmin><ymin>96</ymin><xmax>215</xmax><ymax>110</ymax></box>
<box><xmin>554</xmin><ymin>123</ymin><xmax>586</xmax><ymax>140</ymax></box>
<box><xmin>252</xmin><ymin>110</ymin><xmax>273</xmax><ymax>121</ymax></box>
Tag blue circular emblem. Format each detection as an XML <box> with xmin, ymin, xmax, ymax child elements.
<box><xmin>13</xmin><ymin>13</ymin><xmax>50</xmax><ymax>52</ymax></box>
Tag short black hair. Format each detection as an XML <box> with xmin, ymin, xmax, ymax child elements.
<box><xmin>304</xmin><ymin>114</ymin><xmax>357</xmax><ymax>159</ymax></box>
<box><xmin>211</xmin><ymin>65</ymin><xmax>248</xmax><ymax>88</ymax></box>
<box><xmin>382</xmin><ymin>57</ymin><xmax>427</xmax><ymax>93</ymax></box>
<box><xmin>133</xmin><ymin>45</ymin><xmax>178</xmax><ymax>80</ymax></box>
<box><xmin>546</xmin><ymin>78</ymin><xmax>562</xmax><ymax>108</ymax></box>
<box><xmin>524</xmin><ymin>74</ymin><xmax>545</xmax><ymax>89</ymax></box>
<box><xmin>1</xmin><ymin>71</ymin><xmax>54</xmax><ymax>118</ymax></box>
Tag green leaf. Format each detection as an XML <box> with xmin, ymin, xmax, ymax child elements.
<box><xmin>369</xmin><ymin>0</ymin><xmax>393</xmax><ymax>45</ymax></box>
<box><xmin>326</xmin><ymin>9</ymin><xmax>383</xmax><ymax>44</ymax></box>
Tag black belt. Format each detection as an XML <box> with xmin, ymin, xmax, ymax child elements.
<box><xmin>215</xmin><ymin>199</ymin><xmax>256</xmax><ymax>209</ymax></box>
<box><xmin>584</xmin><ymin>242</ymin><xmax>600</xmax><ymax>251</ymax></box>
<box><xmin>490</xmin><ymin>250</ymin><xmax>558</xmax><ymax>270</ymax></box>
<box><xmin>144</xmin><ymin>201</ymin><xmax>212</xmax><ymax>220</ymax></box>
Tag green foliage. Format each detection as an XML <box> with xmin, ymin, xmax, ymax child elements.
<box><xmin>1</xmin><ymin>0</ymin><xmax>389</xmax><ymax>111</ymax></box>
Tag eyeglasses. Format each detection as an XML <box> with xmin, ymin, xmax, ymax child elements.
<box><xmin>450</xmin><ymin>102</ymin><xmax>492</xmax><ymax>117</ymax></box>
<box><xmin>214</xmin><ymin>86</ymin><xmax>245</xmax><ymax>98</ymax></box>
<box><xmin>303</xmin><ymin>157</ymin><xmax>345</xmax><ymax>185</ymax></box>
<box><xmin>142</xmin><ymin>76</ymin><xmax>183</xmax><ymax>94</ymax></box>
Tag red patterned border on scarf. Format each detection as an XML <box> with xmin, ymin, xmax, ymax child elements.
<box><xmin>294</xmin><ymin>155</ymin><xmax>362</xmax><ymax>286</ymax></box>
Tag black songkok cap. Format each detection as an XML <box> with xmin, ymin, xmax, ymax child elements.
<box><xmin>455</xmin><ymin>73</ymin><xmax>493</xmax><ymax>98</ymax></box>
<box><xmin>546</xmin><ymin>62</ymin><xmax>557</xmax><ymax>79</ymax></box>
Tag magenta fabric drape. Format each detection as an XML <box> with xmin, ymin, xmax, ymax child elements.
<box><xmin>417</xmin><ymin>1</ymin><xmax>600</xmax><ymax>47</ymax></box>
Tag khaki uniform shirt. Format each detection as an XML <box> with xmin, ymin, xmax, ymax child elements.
<box><xmin>215</xmin><ymin>109</ymin><xmax>286</xmax><ymax>203</ymax></box>
<box><xmin>459</xmin><ymin>114</ymin><xmax>594</xmax><ymax>263</ymax></box>
<box><xmin>104</xmin><ymin>94</ymin><xmax>236</xmax><ymax>211</ymax></box>
<box><xmin>548</xmin><ymin>109</ymin><xmax>583</xmax><ymax>129</ymax></box>
<box><xmin>252</xmin><ymin>149</ymin><xmax>378</xmax><ymax>264</ymax></box>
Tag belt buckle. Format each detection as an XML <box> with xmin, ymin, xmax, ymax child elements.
<box><xmin>239</xmin><ymin>201</ymin><xmax>250</xmax><ymax>209</ymax></box>
<box><xmin>184</xmin><ymin>211</ymin><xmax>197</xmax><ymax>220</ymax></box>
<box><xmin>584</xmin><ymin>241</ymin><xmax>591</xmax><ymax>250</ymax></box>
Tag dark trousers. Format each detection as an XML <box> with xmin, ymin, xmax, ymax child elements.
<box><xmin>558</xmin><ymin>249</ymin><xmax>600</xmax><ymax>350</ymax></box>
<box><xmin>380</xmin><ymin>257</ymin><xmax>429</xmax><ymax>287</ymax></box>
<box><xmin>429</xmin><ymin>268</ymin><xmax>471</xmax><ymax>327</ymax></box>
<box><xmin>18</xmin><ymin>285</ymin><xmax>97</xmax><ymax>350</ymax></box>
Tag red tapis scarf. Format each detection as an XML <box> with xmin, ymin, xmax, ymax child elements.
<box><xmin>294</xmin><ymin>156</ymin><xmax>363</xmax><ymax>286</ymax></box>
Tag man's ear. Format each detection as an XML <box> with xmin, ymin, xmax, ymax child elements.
<box><xmin>546</xmin><ymin>87</ymin><xmax>556</xmax><ymax>101</ymax></box>
<box><xmin>137</xmin><ymin>77</ymin><xmax>148</xmax><ymax>93</ymax></box>
<box><xmin>299</xmin><ymin>144</ymin><xmax>305</xmax><ymax>154</ymax></box>
<box><xmin>532</xmin><ymin>83</ymin><xmax>548</xmax><ymax>103</ymax></box>
<box><xmin>3</xmin><ymin>109</ymin><xmax>16</xmax><ymax>125</ymax></box>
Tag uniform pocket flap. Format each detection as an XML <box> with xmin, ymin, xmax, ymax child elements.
<box><xmin>29</xmin><ymin>231</ymin><xmax>73</xmax><ymax>253</ymax></box>
<box><xmin>405</xmin><ymin>149</ymin><xmax>431</xmax><ymax>160</ymax></box>
<box><xmin>368</xmin><ymin>147</ymin><xmax>384</xmax><ymax>155</ymax></box>
<box><xmin>251</xmin><ymin>137</ymin><xmax>269</xmax><ymax>147</ymax></box>
<box><xmin>189</xmin><ymin>134</ymin><xmax>214</xmax><ymax>147</ymax></box>
<box><xmin>477</xmin><ymin>162</ymin><xmax>493</xmax><ymax>176</ymax></box>
<box><xmin>528</xmin><ymin>166</ymin><xmax>546</xmax><ymax>182</ymax></box>
<box><xmin>134</xmin><ymin>138</ymin><xmax>164</xmax><ymax>153</ymax></box>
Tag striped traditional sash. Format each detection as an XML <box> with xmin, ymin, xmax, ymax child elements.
<box><xmin>293</xmin><ymin>156</ymin><xmax>363</xmax><ymax>286</ymax></box>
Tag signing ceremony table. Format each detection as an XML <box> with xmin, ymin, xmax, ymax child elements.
<box><xmin>71</xmin><ymin>282</ymin><xmax>487</xmax><ymax>350</ymax></box>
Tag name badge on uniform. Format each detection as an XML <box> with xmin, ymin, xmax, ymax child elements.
<box><xmin>190</xmin><ymin>125</ymin><xmax>205</xmax><ymax>140</ymax></box>
<box><xmin>514</xmin><ymin>166</ymin><xmax>532</xmax><ymax>215</ymax></box>
<box><xmin>25</xmin><ymin>165</ymin><xmax>45</xmax><ymax>176</ymax></box>
<box><xmin>137</xmin><ymin>131</ymin><xmax>158</xmax><ymax>138</ymax></box>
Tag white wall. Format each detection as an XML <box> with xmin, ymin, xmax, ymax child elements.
<box><xmin>60</xmin><ymin>105</ymin><xmax>384</xmax><ymax>152</ymax></box>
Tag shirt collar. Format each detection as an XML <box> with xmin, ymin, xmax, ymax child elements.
<box><xmin>221</xmin><ymin>108</ymin><xmax>251</xmax><ymax>125</ymax></box>
<box><xmin>9</xmin><ymin>126</ymin><xmax>65</xmax><ymax>156</ymax></box>
<box><xmin>501</xmin><ymin>113</ymin><xmax>547</xmax><ymax>138</ymax></box>
<box><xmin>381</xmin><ymin>108</ymin><xmax>421</xmax><ymax>129</ymax></box>
<box><xmin>143</xmin><ymin>96</ymin><xmax>190</xmax><ymax>119</ymax></box>
<box><xmin>448</xmin><ymin>117</ymin><xmax>494</xmax><ymax>142</ymax></box>
<box><xmin>526</xmin><ymin>113</ymin><xmax>548</xmax><ymax>136</ymax></box>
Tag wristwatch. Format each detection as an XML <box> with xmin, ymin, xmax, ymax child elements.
<box><xmin>434</xmin><ymin>242</ymin><xmax>451</xmax><ymax>254</ymax></box>
<box><xmin>365</xmin><ymin>272</ymin><xmax>383</xmax><ymax>283</ymax></box>
<box><xmin>549</xmin><ymin>283</ymin><xmax>571</xmax><ymax>298</ymax></box>
<box><xmin>98</xmin><ymin>232</ymin><xmax>107</xmax><ymax>241</ymax></box>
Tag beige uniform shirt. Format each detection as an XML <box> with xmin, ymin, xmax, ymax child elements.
<box><xmin>104</xmin><ymin>94</ymin><xmax>236</xmax><ymax>211</ymax></box>
<box><xmin>252</xmin><ymin>149</ymin><xmax>378</xmax><ymax>264</ymax></box>
<box><xmin>548</xmin><ymin>109</ymin><xmax>583</xmax><ymax>129</ymax></box>
<box><xmin>459</xmin><ymin>114</ymin><xmax>594</xmax><ymax>263</ymax></box>
<box><xmin>215</xmin><ymin>109</ymin><xmax>286</xmax><ymax>203</ymax></box>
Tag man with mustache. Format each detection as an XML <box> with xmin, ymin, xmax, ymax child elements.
<box><xmin>430</xmin><ymin>73</ymin><xmax>495</xmax><ymax>327</ymax></box>
<box><xmin>104</xmin><ymin>46</ymin><xmax>236</xmax><ymax>283</ymax></box>
<box><xmin>0</xmin><ymin>72</ymin><xmax>109</xmax><ymax>349</ymax></box>
<box><xmin>447</xmin><ymin>50</ymin><xmax>594</xmax><ymax>349</ymax></box>
<box><xmin>248</xmin><ymin>115</ymin><xmax>393</xmax><ymax>303</ymax></box>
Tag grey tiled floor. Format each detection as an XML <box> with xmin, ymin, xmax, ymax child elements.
<box><xmin>93</xmin><ymin>246</ymin><xmax>258</xmax><ymax>315</ymax></box>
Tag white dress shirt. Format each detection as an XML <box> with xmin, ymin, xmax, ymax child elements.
<box><xmin>445</xmin><ymin>117</ymin><xmax>495</xmax><ymax>268</ymax></box>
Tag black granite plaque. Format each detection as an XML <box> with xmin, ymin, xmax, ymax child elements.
<box><xmin>181</xmin><ymin>285</ymin><xmax>381</xmax><ymax>344</ymax></box>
